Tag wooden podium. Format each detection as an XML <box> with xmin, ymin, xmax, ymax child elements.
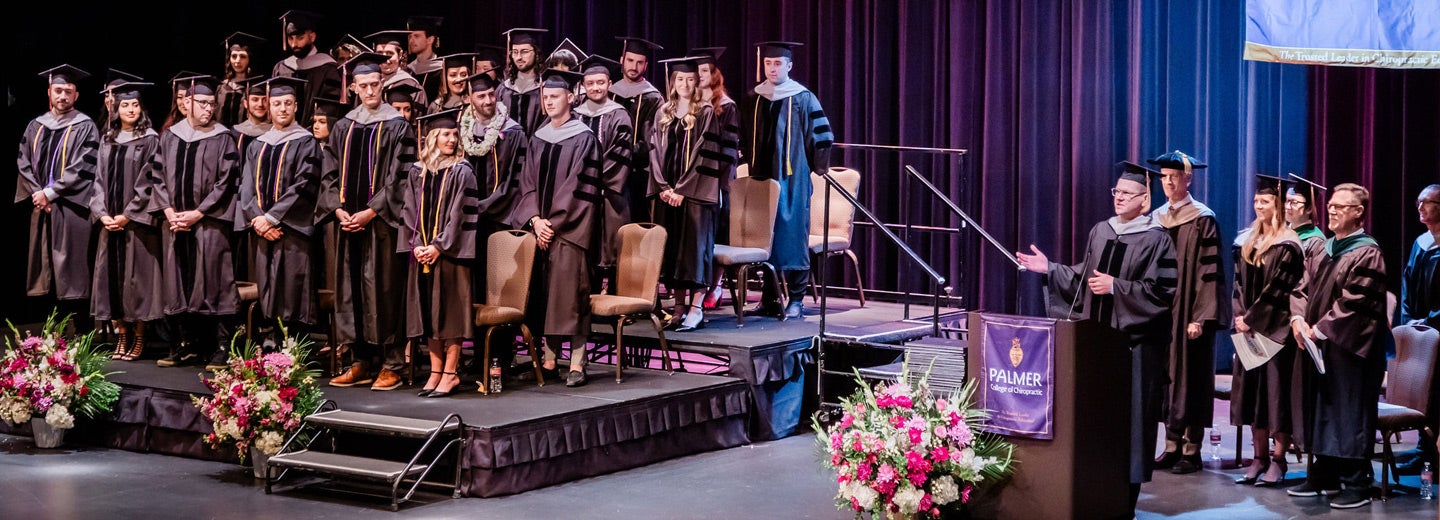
<box><xmin>966</xmin><ymin>313</ymin><xmax>1133</xmax><ymax>520</ymax></box>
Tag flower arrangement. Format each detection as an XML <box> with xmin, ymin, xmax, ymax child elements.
<box><xmin>815</xmin><ymin>368</ymin><xmax>1015</xmax><ymax>519</ymax></box>
<box><xmin>0</xmin><ymin>312</ymin><xmax>120</xmax><ymax>429</ymax></box>
<box><xmin>193</xmin><ymin>324</ymin><xmax>323</xmax><ymax>462</ymax></box>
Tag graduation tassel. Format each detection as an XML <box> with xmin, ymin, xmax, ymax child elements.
<box><xmin>784</xmin><ymin>98</ymin><xmax>793</xmax><ymax>176</ymax></box>
<box><xmin>755</xmin><ymin>47</ymin><xmax>762</xmax><ymax>84</ymax></box>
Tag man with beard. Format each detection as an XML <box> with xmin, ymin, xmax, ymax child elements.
<box><xmin>574</xmin><ymin>55</ymin><xmax>634</xmax><ymax>291</ymax></box>
<box><xmin>272</xmin><ymin>9</ymin><xmax>342</xmax><ymax>127</ymax></box>
<box><xmin>231</xmin><ymin>78</ymin><xmax>271</xmax><ymax>153</ymax></box>
<box><xmin>17</xmin><ymin>64</ymin><xmax>99</xmax><ymax>329</ymax></box>
<box><xmin>368</xmin><ymin>30</ymin><xmax>429</xmax><ymax>109</ymax></box>
<box><xmin>499</xmin><ymin>28</ymin><xmax>550</xmax><ymax>135</ymax></box>
<box><xmin>406</xmin><ymin>15</ymin><xmax>444</xmax><ymax>100</ymax></box>
<box><xmin>610</xmin><ymin>37</ymin><xmax>663</xmax><ymax>225</ymax></box>
<box><xmin>150</xmin><ymin>75</ymin><xmax>242</xmax><ymax>368</ymax></box>
<box><xmin>320</xmin><ymin>54</ymin><xmax>417</xmax><ymax>391</ymax></box>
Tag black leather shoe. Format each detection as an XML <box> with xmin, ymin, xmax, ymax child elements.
<box><xmin>784</xmin><ymin>302</ymin><xmax>804</xmax><ymax>320</ymax></box>
<box><xmin>566</xmin><ymin>370</ymin><xmax>588</xmax><ymax>387</ymax></box>
<box><xmin>1286</xmin><ymin>480</ymin><xmax>1340</xmax><ymax>497</ymax></box>
<box><xmin>516</xmin><ymin>364</ymin><xmax>560</xmax><ymax>382</ymax></box>
<box><xmin>1171</xmin><ymin>454</ymin><xmax>1202</xmax><ymax>474</ymax></box>
<box><xmin>1154</xmin><ymin>450</ymin><xmax>1182</xmax><ymax>470</ymax></box>
<box><xmin>746</xmin><ymin>301</ymin><xmax>784</xmax><ymax>318</ymax></box>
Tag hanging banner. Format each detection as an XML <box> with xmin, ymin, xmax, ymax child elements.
<box><xmin>1245</xmin><ymin>0</ymin><xmax>1440</xmax><ymax>69</ymax></box>
<box><xmin>977</xmin><ymin>314</ymin><xmax>1055</xmax><ymax>440</ymax></box>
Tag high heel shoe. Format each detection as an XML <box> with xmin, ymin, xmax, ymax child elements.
<box><xmin>121</xmin><ymin>323</ymin><xmax>146</xmax><ymax>361</ymax></box>
<box><xmin>112</xmin><ymin>327</ymin><xmax>131</xmax><ymax>360</ymax></box>
<box><xmin>417</xmin><ymin>370</ymin><xmax>442</xmax><ymax>397</ymax></box>
<box><xmin>674</xmin><ymin>308</ymin><xmax>706</xmax><ymax>332</ymax></box>
<box><xmin>1234</xmin><ymin>457</ymin><xmax>1269</xmax><ymax>485</ymax></box>
<box><xmin>1255</xmin><ymin>455</ymin><xmax>1288</xmax><ymax>487</ymax></box>
<box><xmin>425</xmin><ymin>372</ymin><xmax>460</xmax><ymax>398</ymax></box>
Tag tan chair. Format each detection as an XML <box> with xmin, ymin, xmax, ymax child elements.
<box><xmin>734</xmin><ymin>163</ymin><xmax>749</xmax><ymax>179</ymax></box>
<box><xmin>473</xmin><ymin>230</ymin><xmax>544</xmax><ymax>393</ymax></box>
<box><xmin>1375</xmin><ymin>324</ymin><xmax>1439</xmax><ymax>499</ymax></box>
<box><xmin>808</xmin><ymin>167</ymin><xmax>865</xmax><ymax>307</ymax></box>
<box><xmin>236</xmin><ymin>281</ymin><xmax>260</xmax><ymax>342</ymax></box>
<box><xmin>590</xmin><ymin>223</ymin><xmax>673</xmax><ymax>383</ymax></box>
<box><xmin>713</xmin><ymin>176</ymin><xmax>785</xmax><ymax>326</ymax></box>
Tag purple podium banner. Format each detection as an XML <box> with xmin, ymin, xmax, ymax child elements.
<box><xmin>977</xmin><ymin>314</ymin><xmax>1055</xmax><ymax>440</ymax></box>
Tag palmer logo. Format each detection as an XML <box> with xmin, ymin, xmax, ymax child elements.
<box><xmin>1009</xmin><ymin>337</ymin><xmax>1023</xmax><ymax>367</ymax></box>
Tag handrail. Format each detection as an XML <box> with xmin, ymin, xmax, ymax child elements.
<box><xmin>833</xmin><ymin>142</ymin><xmax>970</xmax><ymax>155</ymax></box>
<box><xmin>818</xmin><ymin>171</ymin><xmax>946</xmax><ymax>285</ymax></box>
<box><xmin>905</xmin><ymin>165</ymin><xmax>1022</xmax><ymax>269</ymax></box>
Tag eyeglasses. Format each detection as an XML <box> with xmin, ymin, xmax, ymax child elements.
<box><xmin>1418</xmin><ymin>200</ymin><xmax>1440</xmax><ymax>207</ymax></box>
<box><xmin>510</xmin><ymin>48</ymin><xmax>534</xmax><ymax>56</ymax></box>
<box><xmin>1326</xmin><ymin>203</ymin><xmax>1361</xmax><ymax>211</ymax></box>
<box><xmin>1110</xmin><ymin>188</ymin><xmax>1145</xmax><ymax>201</ymax></box>
<box><xmin>1283</xmin><ymin>200</ymin><xmax>1308</xmax><ymax>208</ymax></box>
<box><xmin>191</xmin><ymin>99</ymin><xmax>216</xmax><ymax>108</ymax></box>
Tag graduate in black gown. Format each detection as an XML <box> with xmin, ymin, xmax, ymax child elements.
<box><xmin>90</xmin><ymin>80</ymin><xmax>164</xmax><ymax>361</ymax></box>
<box><xmin>1016</xmin><ymin>164</ymin><xmax>1177</xmax><ymax>515</ymax></box>
<box><xmin>1147</xmin><ymin>150</ymin><xmax>1230</xmax><ymax>474</ymax></box>
<box><xmin>499</xmin><ymin>28</ymin><xmax>550</xmax><ymax>135</ymax></box>
<box><xmin>1399</xmin><ymin>183</ymin><xmax>1440</xmax><ymax>468</ymax></box>
<box><xmin>693</xmin><ymin>46</ymin><xmax>741</xmax><ymax>309</ymax></box>
<box><xmin>648</xmin><ymin>56</ymin><xmax>732</xmax><ymax>332</ymax></box>
<box><xmin>319</xmin><ymin>54</ymin><xmax>417</xmax><ymax>391</ymax></box>
<box><xmin>368</xmin><ymin>30</ymin><xmax>429</xmax><ymax>109</ymax></box>
<box><xmin>17</xmin><ymin>65</ymin><xmax>99</xmax><ymax>329</ymax></box>
<box><xmin>219</xmin><ymin>32</ymin><xmax>266</xmax><ymax>127</ymax></box>
<box><xmin>427</xmin><ymin>53</ymin><xmax>476</xmax><ymax>113</ymax></box>
<box><xmin>610</xmin><ymin>37</ymin><xmax>664</xmax><ymax>226</ymax></box>
<box><xmin>399</xmin><ymin>108</ymin><xmax>479</xmax><ymax>399</ymax></box>
<box><xmin>150</xmin><ymin>75</ymin><xmax>241</xmax><ymax>368</ymax></box>
<box><xmin>1287</xmin><ymin>183</ymin><xmax>1388</xmax><ymax>509</ymax></box>
<box><xmin>574</xmin><ymin>55</ymin><xmax>635</xmax><ymax>292</ymax></box>
<box><xmin>1228</xmin><ymin>175</ymin><xmax>1306</xmax><ymax>487</ymax></box>
<box><xmin>746</xmin><ymin>42</ymin><xmax>835</xmax><ymax>320</ymax></box>
<box><xmin>385</xmin><ymin>83</ymin><xmax>423</xmax><ymax>124</ymax></box>
<box><xmin>509</xmin><ymin>69</ymin><xmax>603</xmax><ymax>388</ymax></box>
<box><xmin>236</xmin><ymin>77</ymin><xmax>321</xmax><ymax>339</ymax></box>
<box><xmin>271</xmin><ymin>10</ymin><xmax>342</xmax><ymax>128</ymax></box>
<box><xmin>231</xmin><ymin>78</ymin><xmax>272</xmax><ymax>154</ymax></box>
<box><xmin>1283</xmin><ymin>174</ymin><xmax>1327</xmax><ymax>455</ymax></box>
<box><xmin>404</xmin><ymin>15</ymin><xmax>444</xmax><ymax>102</ymax></box>
<box><xmin>459</xmin><ymin>72</ymin><xmax>525</xmax><ymax>300</ymax></box>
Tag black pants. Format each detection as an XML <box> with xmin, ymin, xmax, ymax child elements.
<box><xmin>1308</xmin><ymin>455</ymin><xmax>1374</xmax><ymax>489</ymax></box>
<box><xmin>175</xmin><ymin>315</ymin><xmax>234</xmax><ymax>353</ymax></box>
<box><xmin>760</xmin><ymin>268</ymin><xmax>811</xmax><ymax>304</ymax></box>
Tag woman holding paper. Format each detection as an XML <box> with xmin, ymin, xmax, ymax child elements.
<box><xmin>1229</xmin><ymin>175</ymin><xmax>1307</xmax><ymax>487</ymax></box>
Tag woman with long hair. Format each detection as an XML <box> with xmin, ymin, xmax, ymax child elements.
<box><xmin>401</xmin><ymin>108</ymin><xmax>479</xmax><ymax>398</ymax></box>
<box><xmin>648</xmin><ymin>57</ymin><xmax>734</xmax><ymax>331</ymax></box>
<box><xmin>91</xmin><ymin>81</ymin><xmax>165</xmax><ymax>360</ymax></box>
<box><xmin>219</xmin><ymin>32</ymin><xmax>264</xmax><ymax>126</ymax></box>
<box><xmin>694</xmin><ymin>47</ymin><xmax>740</xmax><ymax>309</ymax></box>
<box><xmin>1229</xmin><ymin>175</ymin><xmax>1307</xmax><ymax>487</ymax></box>
<box><xmin>427</xmin><ymin>54</ymin><xmax>474</xmax><ymax>112</ymax></box>
<box><xmin>160</xmin><ymin>74</ymin><xmax>194</xmax><ymax>132</ymax></box>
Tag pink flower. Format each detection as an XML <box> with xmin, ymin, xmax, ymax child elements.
<box><xmin>890</xmin><ymin>415</ymin><xmax>906</xmax><ymax>428</ymax></box>
<box><xmin>854</xmin><ymin>402</ymin><xmax>866</xmax><ymax>414</ymax></box>
<box><xmin>278</xmin><ymin>386</ymin><xmax>299</xmax><ymax>401</ymax></box>
<box><xmin>935</xmin><ymin>398</ymin><xmax>948</xmax><ymax>411</ymax></box>
<box><xmin>832</xmin><ymin>453</ymin><xmax>845</xmax><ymax>467</ymax></box>
<box><xmin>948</xmin><ymin>411</ymin><xmax>962</xmax><ymax>427</ymax></box>
<box><xmin>934</xmin><ymin>425</ymin><xmax>948</xmax><ymax>438</ymax></box>
<box><xmin>931</xmin><ymin>445</ymin><xmax>951</xmax><ymax>462</ymax></box>
<box><xmin>876</xmin><ymin>463</ymin><xmax>898</xmax><ymax>485</ymax></box>
<box><xmin>829</xmin><ymin>431</ymin><xmax>844</xmax><ymax>451</ymax></box>
<box><xmin>851</xmin><ymin>497</ymin><xmax>863</xmax><ymax>511</ymax></box>
<box><xmin>876</xmin><ymin>395</ymin><xmax>895</xmax><ymax>408</ymax></box>
<box><xmin>909</xmin><ymin>428</ymin><xmax>924</xmax><ymax>445</ymax></box>
<box><xmin>838</xmin><ymin>413</ymin><xmax>855</xmax><ymax>429</ymax></box>
<box><xmin>857</xmin><ymin>462</ymin><xmax>873</xmax><ymax>481</ymax></box>
<box><xmin>962</xmin><ymin>484</ymin><xmax>973</xmax><ymax>503</ymax></box>
<box><xmin>908</xmin><ymin>471</ymin><xmax>927</xmax><ymax>487</ymax></box>
<box><xmin>951</xmin><ymin>424</ymin><xmax>973</xmax><ymax>447</ymax></box>
<box><xmin>929</xmin><ymin>507</ymin><xmax>940</xmax><ymax>517</ymax></box>
<box><xmin>895</xmin><ymin>395</ymin><xmax>913</xmax><ymax>409</ymax></box>
<box><xmin>906</xmin><ymin>450</ymin><xmax>932</xmax><ymax>473</ymax></box>
<box><xmin>919</xmin><ymin>493</ymin><xmax>933</xmax><ymax>511</ymax></box>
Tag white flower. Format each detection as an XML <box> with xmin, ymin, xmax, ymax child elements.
<box><xmin>254</xmin><ymin>390</ymin><xmax>276</xmax><ymax>405</ymax></box>
<box><xmin>891</xmin><ymin>485</ymin><xmax>925</xmax><ymax>514</ymax></box>
<box><xmin>845</xmin><ymin>481</ymin><xmax>879</xmax><ymax>510</ymax></box>
<box><xmin>45</xmin><ymin>405</ymin><xmax>74</xmax><ymax>429</ymax></box>
<box><xmin>0</xmin><ymin>398</ymin><xmax>31</xmax><ymax>424</ymax></box>
<box><xmin>254</xmin><ymin>431</ymin><xmax>285</xmax><ymax>455</ymax></box>
<box><xmin>930</xmin><ymin>475</ymin><xmax>960</xmax><ymax>505</ymax></box>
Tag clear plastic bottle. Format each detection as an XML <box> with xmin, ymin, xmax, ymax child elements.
<box><xmin>1209</xmin><ymin>429</ymin><xmax>1222</xmax><ymax>462</ymax></box>
<box><xmin>488</xmin><ymin>359</ymin><xmax>504</xmax><ymax>394</ymax></box>
<box><xmin>1421</xmin><ymin>462</ymin><xmax>1433</xmax><ymax>500</ymax></box>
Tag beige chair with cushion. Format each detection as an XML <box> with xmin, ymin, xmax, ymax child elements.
<box><xmin>713</xmin><ymin>176</ymin><xmax>785</xmax><ymax>327</ymax></box>
<box><xmin>473</xmin><ymin>230</ymin><xmax>544</xmax><ymax>393</ymax></box>
<box><xmin>590</xmin><ymin>223</ymin><xmax>672</xmax><ymax>383</ymax></box>
<box><xmin>808</xmin><ymin>167</ymin><xmax>865</xmax><ymax>307</ymax></box>
<box><xmin>1375</xmin><ymin>324</ymin><xmax>1438</xmax><ymax>499</ymax></box>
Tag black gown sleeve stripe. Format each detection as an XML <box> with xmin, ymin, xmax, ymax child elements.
<box><xmin>1200</xmin><ymin>236</ymin><xmax>1221</xmax><ymax>248</ymax></box>
<box><xmin>1158</xmin><ymin>258</ymin><xmax>1179</xmax><ymax>269</ymax></box>
<box><xmin>1157</xmin><ymin>276</ymin><xmax>1179</xmax><ymax>288</ymax></box>
<box><xmin>463</xmin><ymin>188</ymin><xmax>482</xmax><ymax>198</ymax></box>
<box><xmin>574</xmin><ymin>190</ymin><xmax>602</xmax><ymax>205</ymax></box>
<box><xmin>696</xmin><ymin>166</ymin><xmax>722</xmax><ymax>178</ymax></box>
<box><xmin>808</xmin><ymin>110</ymin><xmax>826</xmax><ymax>120</ymax></box>
<box><xmin>1353</xmin><ymin>266</ymin><xmax>1385</xmax><ymax>281</ymax></box>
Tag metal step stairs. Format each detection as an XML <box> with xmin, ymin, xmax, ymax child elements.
<box><xmin>264</xmin><ymin>401</ymin><xmax>466</xmax><ymax>510</ymax></box>
<box><xmin>817</xmin><ymin>311</ymin><xmax>969</xmax><ymax>415</ymax></box>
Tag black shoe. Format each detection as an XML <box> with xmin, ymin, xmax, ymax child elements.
<box><xmin>1170</xmin><ymin>455</ymin><xmax>1202</xmax><ymax>474</ymax></box>
<box><xmin>1327</xmin><ymin>488</ymin><xmax>1372</xmax><ymax>509</ymax></box>
<box><xmin>204</xmin><ymin>350</ymin><xmax>230</xmax><ymax>371</ymax></box>
<box><xmin>515</xmin><ymin>363</ymin><xmax>560</xmax><ymax>382</ymax></box>
<box><xmin>1154</xmin><ymin>450</ymin><xmax>1182</xmax><ymax>470</ymax></box>
<box><xmin>157</xmin><ymin>348</ymin><xmax>200</xmax><ymax>367</ymax></box>
<box><xmin>1234</xmin><ymin>459</ymin><xmax>1268</xmax><ymax>485</ymax></box>
<box><xmin>566</xmin><ymin>370</ymin><xmax>588</xmax><ymax>387</ymax></box>
<box><xmin>746</xmin><ymin>301</ymin><xmax>784</xmax><ymax>318</ymax></box>
<box><xmin>783</xmin><ymin>301</ymin><xmax>804</xmax><ymax>320</ymax></box>
<box><xmin>1286</xmin><ymin>480</ymin><xmax>1340</xmax><ymax>497</ymax></box>
<box><xmin>416</xmin><ymin>389</ymin><xmax>434</xmax><ymax>397</ymax></box>
<box><xmin>674</xmin><ymin>310</ymin><xmax>706</xmax><ymax>332</ymax></box>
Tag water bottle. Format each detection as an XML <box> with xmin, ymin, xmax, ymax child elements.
<box><xmin>1422</xmin><ymin>462</ymin><xmax>1433</xmax><ymax>500</ymax></box>
<box><xmin>1208</xmin><ymin>429</ymin><xmax>1222</xmax><ymax>462</ymax></box>
<box><xmin>488</xmin><ymin>359</ymin><xmax>504</xmax><ymax>394</ymax></box>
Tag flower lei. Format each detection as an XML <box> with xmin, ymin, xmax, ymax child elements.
<box><xmin>460</xmin><ymin>101</ymin><xmax>508</xmax><ymax>157</ymax></box>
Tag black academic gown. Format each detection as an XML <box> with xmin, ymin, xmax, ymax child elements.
<box><xmin>217</xmin><ymin>77</ymin><xmax>254</xmax><ymax>127</ymax></box>
<box><xmin>611</xmin><ymin>80</ymin><xmax>664</xmax><ymax>224</ymax></box>
<box><xmin>230</xmin><ymin>120</ymin><xmax>271</xmax><ymax>282</ymax></box>
<box><xmin>1400</xmin><ymin>232</ymin><xmax>1440</xmax><ymax>328</ymax></box>
<box><xmin>1229</xmin><ymin>232</ymin><xmax>1305</xmax><ymax>435</ymax></box>
<box><xmin>90</xmin><ymin>130</ymin><xmax>165</xmax><ymax>322</ymax></box>
<box><xmin>272</xmin><ymin>49</ymin><xmax>343</xmax><ymax>126</ymax></box>
<box><xmin>317</xmin><ymin>105</ymin><xmax>415</xmax><ymax>346</ymax></box>
<box><xmin>746</xmin><ymin>81</ymin><xmax>835</xmax><ymax>272</ymax></box>
<box><xmin>1301</xmin><ymin>234</ymin><xmax>1388</xmax><ymax>460</ymax></box>
<box><xmin>575</xmin><ymin>100</ymin><xmax>635</xmax><ymax>269</ymax></box>
<box><xmin>398</xmin><ymin>161</ymin><xmax>478</xmax><ymax>341</ymax></box>
<box><xmin>1151</xmin><ymin>198</ymin><xmax>1230</xmax><ymax>435</ymax></box>
<box><xmin>236</xmin><ymin>125</ymin><xmax>320</xmax><ymax>325</ymax></box>
<box><xmin>510</xmin><ymin>118</ymin><xmax>602</xmax><ymax>337</ymax></box>
<box><xmin>710</xmin><ymin>96</ymin><xmax>741</xmax><ymax>243</ymax></box>
<box><xmin>648</xmin><ymin>106</ymin><xmax>732</xmax><ymax>289</ymax></box>
<box><xmin>151</xmin><ymin>120</ymin><xmax>241</xmax><ymax>316</ymax></box>
<box><xmin>499</xmin><ymin>78</ymin><xmax>545</xmax><ymax>135</ymax></box>
<box><xmin>1045</xmin><ymin>214</ymin><xmax>1178</xmax><ymax>484</ymax></box>
<box><xmin>462</xmin><ymin>110</ymin><xmax>526</xmax><ymax>299</ymax></box>
<box><xmin>16</xmin><ymin>110</ymin><xmax>99</xmax><ymax>300</ymax></box>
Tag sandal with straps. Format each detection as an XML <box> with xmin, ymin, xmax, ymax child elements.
<box><xmin>121</xmin><ymin>323</ymin><xmax>146</xmax><ymax>361</ymax></box>
<box><xmin>112</xmin><ymin>327</ymin><xmax>131</xmax><ymax>360</ymax></box>
<box><xmin>417</xmin><ymin>370</ymin><xmax>443</xmax><ymax>397</ymax></box>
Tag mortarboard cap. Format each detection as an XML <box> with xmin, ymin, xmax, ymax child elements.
<box><xmin>1254</xmin><ymin>173</ymin><xmax>1287</xmax><ymax>197</ymax></box>
<box><xmin>242</xmin><ymin>76</ymin><xmax>269</xmax><ymax>96</ymax></box>
<box><xmin>342</xmin><ymin>52</ymin><xmax>389</xmax><ymax>78</ymax></box>
<box><xmin>1287</xmin><ymin>173</ymin><xmax>1327</xmax><ymax>205</ymax></box>
<box><xmin>616</xmin><ymin>36</ymin><xmax>662</xmax><ymax>59</ymax></box>
<box><xmin>757</xmin><ymin>41</ymin><xmax>802</xmax><ymax>59</ymax></box>
<box><xmin>579</xmin><ymin>55</ymin><xmax>622</xmax><ymax>82</ymax></box>
<box><xmin>312</xmin><ymin>97</ymin><xmax>345</xmax><ymax>120</ymax></box>
<box><xmin>1117</xmin><ymin>160</ymin><xmax>1162</xmax><ymax>187</ymax></box>
<box><xmin>692</xmin><ymin>47</ymin><xmax>725</xmax><ymax>65</ymax></box>
<box><xmin>440</xmin><ymin>52</ymin><xmax>476</xmax><ymax>69</ymax></box>
<box><xmin>417</xmin><ymin>107</ymin><xmax>462</xmax><ymax>132</ymax></box>
<box><xmin>541</xmin><ymin>69</ymin><xmax>583</xmax><ymax>91</ymax></box>
<box><xmin>169</xmin><ymin>71</ymin><xmax>202</xmax><ymax>92</ymax></box>
<box><xmin>279</xmin><ymin>10</ymin><xmax>321</xmax><ymax>36</ymax></box>
<box><xmin>406</xmin><ymin>15</ymin><xmax>443</xmax><ymax>35</ymax></box>
<box><xmin>39</xmin><ymin>64</ymin><xmax>90</xmax><ymax>85</ymax></box>
<box><xmin>385</xmin><ymin>83</ymin><xmax>422</xmax><ymax>104</ymax></box>
<box><xmin>474</xmin><ymin>44</ymin><xmax>505</xmax><ymax>66</ymax></box>
<box><xmin>367</xmin><ymin>30</ymin><xmax>410</xmax><ymax>50</ymax></box>
<box><xmin>1147</xmin><ymin>150</ymin><xmax>1207</xmax><ymax>173</ymax></box>
<box><xmin>331</xmin><ymin>34</ymin><xmax>373</xmax><ymax>56</ymax></box>
<box><xmin>174</xmin><ymin>75</ymin><xmax>220</xmax><ymax>97</ymax></box>
<box><xmin>549</xmin><ymin>38</ymin><xmax>588</xmax><ymax>64</ymax></box>
<box><xmin>106</xmin><ymin>81</ymin><xmax>153</xmax><ymax>101</ymax></box>
<box><xmin>659</xmin><ymin>56</ymin><xmax>702</xmax><ymax>75</ymax></box>
<box><xmin>260</xmin><ymin>76</ymin><xmax>307</xmax><ymax>98</ymax></box>
<box><xmin>466</xmin><ymin>72</ymin><xmax>501</xmax><ymax>93</ymax></box>
<box><xmin>105</xmin><ymin>68</ymin><xmax>143</xmax><ymax>89</ymax></box>
<box><xmin>505</xmin><ymin>28</ymin><xmax>549</xmax><ymax>48</ymax></box>
<box><xmin>226</xmin><ymin>31</ymin><xmax>267</xmax><ymax>52</ymax></box>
